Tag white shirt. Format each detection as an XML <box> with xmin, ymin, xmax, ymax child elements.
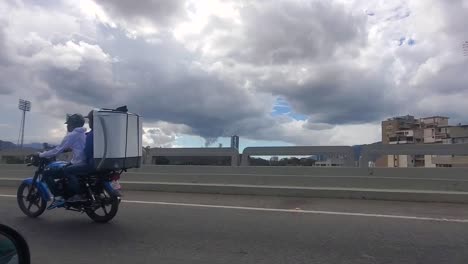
<box><xmin>39</xmin><ymin>127</ymin><xmax>87</xmax><ymax>165</ymax></box>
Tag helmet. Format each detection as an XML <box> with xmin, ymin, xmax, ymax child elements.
<box><xmin>65</xmin><ymin>114</ymin><xmax>85</xmax><ymax>128</ymax></box>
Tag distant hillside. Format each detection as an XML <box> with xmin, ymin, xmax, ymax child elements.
<box><xmin>0</xmin><ymin>140</ymin><xmax>44</xmax><ymax>150</ymax></box>
<box><xmin>352</xmin><ymin>142</ymin><xmax>381</xmax><ymax>160</ymax></box>
<box><xmin>0</xmin><ymin>140</ymin><xmax>16</xmax><ymax>150</ymax></box>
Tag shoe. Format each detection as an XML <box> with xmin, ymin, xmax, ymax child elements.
<box><xmin>48</xmin><ymin>197</ymin><xmax>65</xmax><ymax>209</ymax></box>
<box><xmin>67</xmin><ymin>194</ymin><xmax>87</xmax><ymax>203</ymax></box>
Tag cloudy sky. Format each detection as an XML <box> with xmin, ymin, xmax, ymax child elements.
<box><xmin>1</xmin><ymin>0</ymin><xmax>467</xmax><ymax>149</ymax></box>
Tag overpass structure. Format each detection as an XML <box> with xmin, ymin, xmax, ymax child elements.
<box><xmin>240</xmin><ymin>146</ymin><xmax>355</xmax><ymax>167</ymax></box>
<box><xmin>144</xmin><ymin>147</ymin><xmax>239</xmax><ymax>166</ymax></box>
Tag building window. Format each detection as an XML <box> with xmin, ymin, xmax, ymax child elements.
<box><xmin>436</xmin><ymin>164</ymin><xmax>453</xmax><ymax>168</ymax></box>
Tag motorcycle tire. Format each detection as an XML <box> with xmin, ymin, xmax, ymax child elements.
<box><xmin>17</xmin><ymin>182</ymin><xmax>47</xmax><ymax>218</ymax></box>
<box><xmin>86</xmin><ymin>191</ymin><xmax>119</xmax><ymax>223</ymax></box>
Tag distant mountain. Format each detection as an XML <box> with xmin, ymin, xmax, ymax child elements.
<box><xmin>352</xmin><ymin>141</ymin><xmax>382</xmax><ymax>160</ymax></box>
<box><xmin>0</xmin><ymin>140</ymin><xmax>16</xmax><ymax>150</ymax></box>
<box><xmin>0</xmin><ymin>140</ymin><xmax>44</xmax><ymax>150</ymax></box>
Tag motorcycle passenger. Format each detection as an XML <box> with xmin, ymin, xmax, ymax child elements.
<box><xmin>84</xmin><ymin>110</ymin><xmax>94</xmax><ymax>168</ymax></box>
<box><xmin>39</xmin><ymin>114</ymin><xmax>86</xmax><ymax>208</ymax></box>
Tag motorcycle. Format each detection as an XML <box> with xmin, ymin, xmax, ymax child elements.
<box><xmin>16</xmin><ymin>155</ymin><xmax>122</xmax><ymax>223</ymax></box>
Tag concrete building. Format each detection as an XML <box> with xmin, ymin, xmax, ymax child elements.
<box><xmin>384</xmin><ymin>123</ymin><xmax>420</xmax><ymax>167</ymax></box>
<box><xmin>381</xmin><ymin>115</ymin><xmax>420</xmax><ymax>144</ymax></box>
<box><xmin>231</xmin><ymin>135</ymin><xmax>239</xmax><ymax>150</ymax></box>
<box><xmin>420</xmin><ymin>116</ymin><xmax>449</xmax><ymax>128</ymax></box>
<box><xmin>380</xmin><ymin>115</ymin><xmax>468</xmax><ymax>168</ymax></box>
<box><xmin>388</xmin><ymin>129</ymin><xmax>423</xmax><ymax>144</ymax></box>
<box><xmin>425</xmin><ymin>124</ymin><xmax>468</xmax><ymax>167</ymax></box>
<box><xmin>388</xmin><ymin>155</ymin><xmax>415</xmax><ymax>168</ymax></box>
<box><xmin>442</xmin><ymin>125</ymin><xmax>468</xmax><ymax>144</ymax></box>
<box><xmin>314</xmin><ymin>158</ymin><xmax>345</xmax><ymax>167</ymax></box>
<box><xmin>419</xmin><ymin>116</ymin><xmax>449</xmax><ymax>144</ymax></box>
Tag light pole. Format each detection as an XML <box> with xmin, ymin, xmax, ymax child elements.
<box><xmin>18</xmin><ymin>99</ymin><xmax>31</xmax><ymax>148</ymax></box>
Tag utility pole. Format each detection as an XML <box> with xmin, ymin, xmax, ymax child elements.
<box><xmin>17</xmin><ymin>99</ymin><xmax>31</xmax><ymax>148</ymax></box>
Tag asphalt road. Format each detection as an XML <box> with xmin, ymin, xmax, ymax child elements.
<box><xmin>1</xmin><ymin>186</ymin><xmax>468</xmax><ymax>264</ymax></box>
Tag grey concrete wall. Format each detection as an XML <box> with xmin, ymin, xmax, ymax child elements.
<box><xmin>3</xmin><ymin>164</ymin><xmax>468</xmax><ymax>189</ymax></box>
<box><xmin>3</xmin><ymin>164</ymin><xmax>468</xmax><ymax>202</ymax></box>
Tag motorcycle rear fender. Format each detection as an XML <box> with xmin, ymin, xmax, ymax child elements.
<box><xmin>22</xmin><ymin>178</ymin><xmax>52</xmax><ymax>201</ymax></box>
<box><xmin>103</xmin><ymin>181</ymin><xmax>122</xmax><ymax>197</ymax></box>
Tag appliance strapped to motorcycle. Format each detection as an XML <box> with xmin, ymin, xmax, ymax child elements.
<box><xmin>91</xmin><ymin>106</ymin><xmax>143</xmax><ymax>170</ymax></box>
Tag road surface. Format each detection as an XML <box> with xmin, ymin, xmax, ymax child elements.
<box><xmin>1</xmin><ymin>186</ymin><xmax>468</xmax><ymax>264</ymax></box>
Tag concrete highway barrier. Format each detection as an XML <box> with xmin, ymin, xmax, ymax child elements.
<box><xmin>2</xmin><ymin>164</ymin><xmax>468</xmax><ymax>203</ymax></box>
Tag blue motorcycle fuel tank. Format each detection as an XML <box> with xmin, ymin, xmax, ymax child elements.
<box><xmin>45</xmin><ymin>161</ymin><xmax>68</xmax><ymax>171</ymax></box>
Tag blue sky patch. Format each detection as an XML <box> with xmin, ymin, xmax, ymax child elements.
<box><xmin>271</xmin><ymin>97</ymin><xmax>308</xmax><ymax>121</ymax></box>
<box><xmin>398</xmin><ymin>37</ymin><xmax>406</xmax><ymax>46</ymax></box>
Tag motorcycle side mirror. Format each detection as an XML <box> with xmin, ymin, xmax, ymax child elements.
<box><xmin>0</xmin><ymin>224</ymin><xmax>30</xmax><ymax>264</ymax></box>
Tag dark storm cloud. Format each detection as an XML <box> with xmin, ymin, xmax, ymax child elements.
<box><xmin>0</xmin><ymin>29</ymin><xmax>12</xmax><ymax>94</ymax></box>
<box><xmin>23</xmin><ymin>26</ymin><xmax>274</xmax><ymax>140</ymax></box>
<box><xmin>0</xmin><ymin>23</ymin><xmax>8</xmax><ymax>67</ymax></box>
<box><xmin>96</xmin><ymin>27</ymin><xmax>270</xmax><ymax>138</ymax></box>
<box><xmin>39</xmin><ymin>63</ymin><xmax>116</xmax><ymax>105</ymax></box>
<box><xmin>199</xmin><ymin>0</ymin><xmax>390</xmax><ymax>125</ymax></box>
<box><xmin>206</xmin><ymin>0</ymin><xmax>366</xmax><ymax>65</ymax></box>
<box><xmin>261</xmin><ymin>65</ymin><xmax>396</xmax><ymax>124</ymax></box>
<box><xmin>94</xmin><ymin>0</ymin><xmax>187</xmax><ymax>27</ymax></box>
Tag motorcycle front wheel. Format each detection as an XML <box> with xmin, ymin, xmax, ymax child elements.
<box><xmin>17</xmin><ymin>182</ymin><xmax>47</xmax><ymax>218</ymax></box>
<box><xmin>86</xmin><ymin>190</ymin><xmax>119</xmax><ymax>223</ymax></box>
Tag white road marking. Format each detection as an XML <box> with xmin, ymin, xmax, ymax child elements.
<box><xmin>121</xmin><ymin>200</ymin><xmax>468</xmax><ymax>223</ymax></box>
<box><xmin>1</xmin><ymin>193</ymin><xmax>467</xmax><ymax>223</ymax></box>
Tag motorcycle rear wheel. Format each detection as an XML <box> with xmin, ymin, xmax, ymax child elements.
<box><xmin>86</xmin><ymin>190</ymin><xmax>119</xmax><ymax>223</ymax></box>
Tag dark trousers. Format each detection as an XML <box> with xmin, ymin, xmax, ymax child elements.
<box><xmin>43</xmin><ymin>170</ymin><xmax>63</xmax><ymax>196</ymax></box>
<box><xmin>63</xmin><ymin>164</ymin><xmax>93</xmax><ymax>195</ymax></box>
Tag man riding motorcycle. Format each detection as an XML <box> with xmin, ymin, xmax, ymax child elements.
<box><xmin>64</xmin><ymin>110</ymin><xmax>96</xmax><ymax>203</ymax></box>
<box><xmin>38</xmin><ymin>114</ymin><xmax>86</xmax><ymax>207</ymax></box>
